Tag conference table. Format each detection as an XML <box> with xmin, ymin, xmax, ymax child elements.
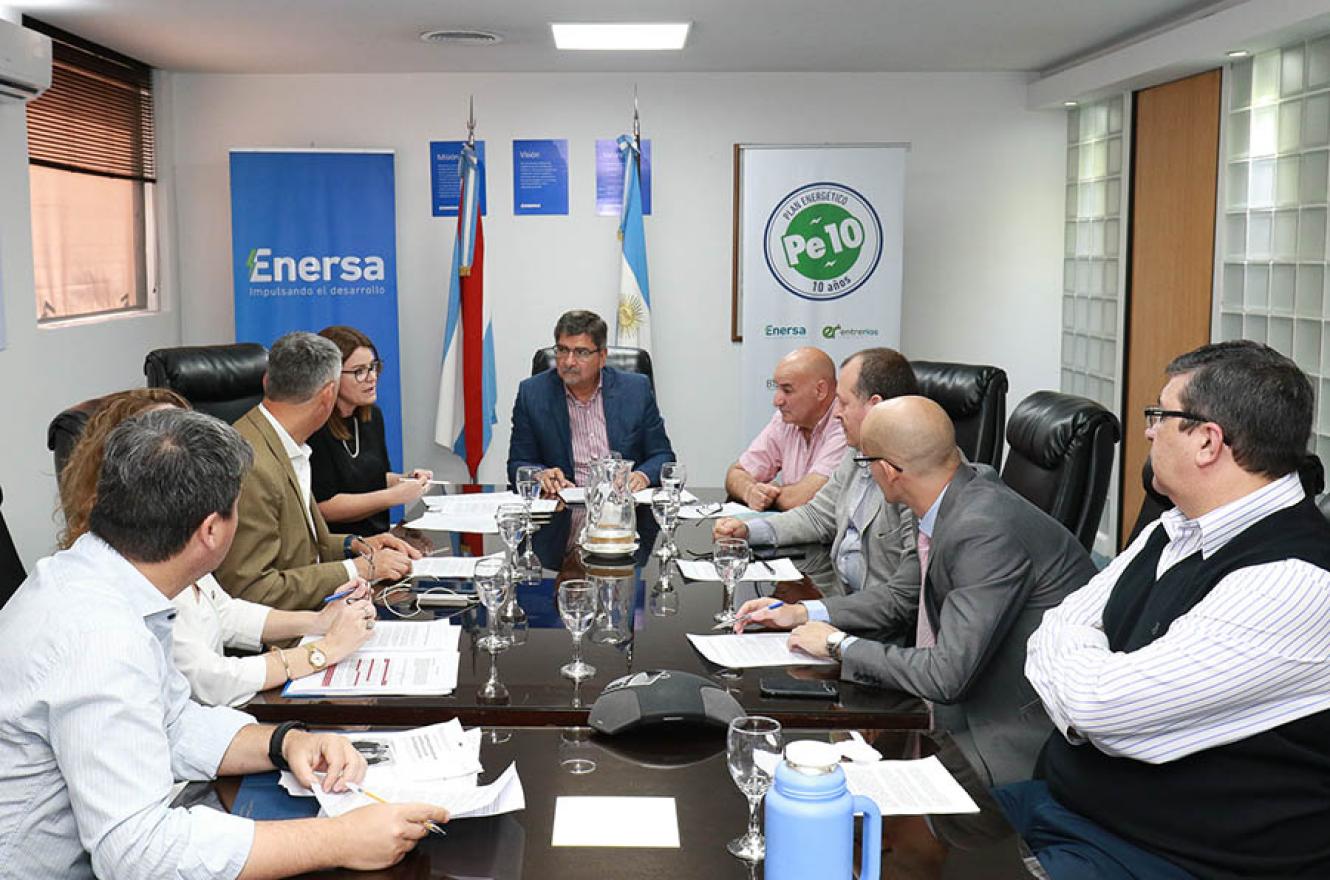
<box><xmin>216</xmin><ymin>726</ymin><xmax>1035</xmax><ymax>879</ymax></box>
<box><xmin>244</xmin><ymin>485</ymin><xmax>931</xmax><ymax>731</ymax></box>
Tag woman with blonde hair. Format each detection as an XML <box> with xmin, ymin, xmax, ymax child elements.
<box><xmin>310</xmin><ymin>325</ymin><xmax>432</xmax><ymax>536</ymax></box>
<box><xmin>58</xmin><ymin>388</ymin><xmax>376</xmax><ymax>707</ymax></box>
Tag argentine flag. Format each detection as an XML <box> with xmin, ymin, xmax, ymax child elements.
<box><xmin>615</xmin><ymin>134</ymin><xmax>651</xmax><ymax>353</ymax></box>
<box><xmin>434</xmin><ymin>142</ymin><xmax>497</xmax><ymax>478</ymax></box>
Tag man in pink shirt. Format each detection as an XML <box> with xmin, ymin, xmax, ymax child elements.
<box><xmin>726</xmin><ymin>347</ymin><xmax>848</xmax><ymax>511</ymax></box>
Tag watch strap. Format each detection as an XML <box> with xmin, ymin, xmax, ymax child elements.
<box><xmin>268</xmin><ymin>721</ymin><xmax>308</xmax><ymax>772</ymax></box>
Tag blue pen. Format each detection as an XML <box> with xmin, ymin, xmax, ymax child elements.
<box><xmin>737</xmin><ymin>600</ymin><xmax>784</xmax><ymax>625</ymax></box>
<box><xmin>322</xmin><ymin>587</ymin><xmax>355</xmax><ymax>605</ymax></box>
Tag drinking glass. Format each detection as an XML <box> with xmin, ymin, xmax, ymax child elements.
<box><xmin>650</xmin><ymin>487</ymin><xmax>681</xmax><ymax>560</ymax></box>
<box><xmin>478</xmin><ymin>627</ymin><xmax>510</xmax><ymax>703</ymax></box>
<box><xmin>559</xmin><ymin>726</ymin><xmax>598</xmax><ymax>774</ymax></box>
<box><xmin>726</xmin><ymin>716</ymin><xmax>783</xmax><ymax>862</ymax></box>
<box><xmin>515</xmin><ymin>472</ymin><xmax>543</xmax><ymax>580</ymax></box>
<box><xmin>473</xmin><ymin>557</ymin><xmax>511</xmax><ymax>653</ymax></box>
<box><xmin>661</xmin><ymin>461</ymin><xmax>686</xmax><ymax>495</ymax></box>
<box><xmin>713</xmin><ymin>537</ymin><xmax>751</xmax><ymax>626</ymax></box>
<box><xmin>650</xmin><ymin>561</ymin><xmax>680</xmax><ymax>617</ymax></box>
<box><xmin>558</xmin><ymin>579</ymin><xmax>597</xmax><ymax>681</ymax></box>
<box><xmin>496</xmin><ymin>503</ymin><xmax>528</xmax><ymax>574</ymax></box>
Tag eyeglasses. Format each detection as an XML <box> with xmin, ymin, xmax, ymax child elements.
<box><xmin>342</xmin><ymin>360</ymin><xmax>385</xmax><ymax>382</ymax></box>
<box><xmin>854</xmin><ymin>454</ymin><xmax>904</xmax><ymax>473</ymax></box>
<box><xmin>1143</xmin><ymin>406</ymin><xmax>1211</xmax><ymax>430</ymax></box>
<box><xmin>554</xmin><ymin>345</ymin><xmax>601</xmax><ymax>361</ymax></box>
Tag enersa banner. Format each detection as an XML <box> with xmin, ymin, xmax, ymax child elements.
<box><xmin>229</xmin><ymin>149</ymin><xmax>403</xmax><ymax>470</ymax></box>
<box><xmin>738</xmin><ymin>145</ymin><xmax>905</xmax><ymax>445</ymax></box>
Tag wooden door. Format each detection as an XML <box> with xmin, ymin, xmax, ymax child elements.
<box><xmin>1121</xmin><ymin>70</ymin><xmax>1221</xmax><ymax>546</ymax></box>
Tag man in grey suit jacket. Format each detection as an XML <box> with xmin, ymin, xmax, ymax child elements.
<box><xmin>740</xmin><ymin>397</ymin><xmax>1095</xmax><ymax>785</ymax></box>
<box><xmin>715</xmin><ymin>347</ymin><xmax>921</xmax><ymax>612</ymax></box>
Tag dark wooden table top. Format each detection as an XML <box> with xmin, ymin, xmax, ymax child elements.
<box><xmin>214</xmin><ymin>726</ymin><xmax>1034</xmax><ymax>880</ymax></box>
<box><xmin>244</xmin><ymin>487</ymin><xmax>930</xmax><ymax>731</ymax></box>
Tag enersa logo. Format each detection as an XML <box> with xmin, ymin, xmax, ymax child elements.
<box><xmin>247</xmin><ymin>248</ymin><xmax>386</xmax><ymax>283</ymax></box>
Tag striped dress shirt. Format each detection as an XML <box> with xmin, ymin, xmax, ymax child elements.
<box><xmin>0</xmin><ymin>533</ymin><xmax>256</xmax><ymax>879</ymax></box>
<box><xmin>1026</xmin><ymin>472</ymin><xmax>1330</xmax><ymax>764</ymax></box>
<box><xmin>566</xmin><ymin>381</ymin><xmax>610</xmax><ymax>486</ymax></box>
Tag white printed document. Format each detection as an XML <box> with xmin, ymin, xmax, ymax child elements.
<box><xmin>552</xmin><ymin>796</ymin><xmax>680</xmax><ymax>848</ymax></box>
<box><xmin>410</xmin><ymin>553</ymin><xmax>504</xmax><ymax>580</ymax></box>
<box><xmin>312</xmin><ymin>762</ymin><xmax>525</xmax><ymax>821</ymax></box>
<box><xmin>677</xmin><ymin>501</ymin><xmax>752</xmax><ymax>520</ymax></box>
<box><xmin>559</xmin><ymin>487</ymin><xmax>698</xmax><ymax>505</ymax></box>
<box><xmin>842</xmin><ymin>756</ymin><xmax>980</xmax><ymax>815</ymax></box>
<box><xmin>686</xmin><ymin>632</ymin><xmax>836</xmax><ymax>667</ymax></box>
<box><xmin>423</xmin><ymin>490</ymin><xmax>555</xmax><ymax>514</ymax></box>
<box><xmin>283</xmin><ymin>651</ymin><xmax>459</xmax><ymax>696</ymax></box>
<box><xmin>676</xmin><ymin>558</ymin><xmax>803</xmax><ymax>582</ymax></box>
<box><xmin>300</xmin><ymin>619</ymin><xmax>460</xmax><ymax>653</ymax></box>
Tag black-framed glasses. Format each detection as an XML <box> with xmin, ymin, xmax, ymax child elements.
<box><xmin>342</xmin><ymin>360</ymin><xmax>384</xmax><ymax>382</ymax></box>
<box><xmin>854</xmin><ymin>454</ymin><xmax>904</xmax><ymax>473</ymax></box>
<box><xmin>1143</xmin><ymin>406</ymin><xmax>1211</xmax><ymax>430</ymax></box>
<box><xmin>554</xmin><ymin>345</ymin><xmax>601</xmax><ymax>361</ymax></box>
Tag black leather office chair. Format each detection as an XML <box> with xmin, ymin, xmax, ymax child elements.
<box><xmin>144</xmin><ymin>343</ymin><xmax>268</xmax><ymax>424</ymax></box>
<box><xmin>47</xmin><ymin>393</ymin><xmax>112</xmax><ymax>477</ymax></box>
<box><xmin>1129</xmin><ymin>453</ymin><xmax>1327</xmax><ymax>543</ymax></box>
<box><xmin>912</xmin><ymin>361</ymin><xmax>1008</xmax><ymax>469</ymax></box>
<box><xmin>531</xmin><ymin>346</ymin><xmax>655</xmax><ymax>390</ymax></box>
<box><xmin>1000</xmin><ymin>391</ymin><xmax>1121</xmax><ymax>550</ymax></box>
<box><xmin>0</xmin><ymin>484</ymin><xmax>26</xmax><ymax>609</ymax></box>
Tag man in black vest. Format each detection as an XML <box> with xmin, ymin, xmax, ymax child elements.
<box><xmin>1005</xmin><ymin>340</ymin><xmax>1330</xmax><ymax>879</ymax></box>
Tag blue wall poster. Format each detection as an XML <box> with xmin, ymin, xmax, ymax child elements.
<box><xmin>431</xmin><ymin>140</ymin><xmax>488</xmax><ymax>217</ymax></box>
<box><xmin>595</xmin><ymin>138</ymin><xmax>652</xmax><ymax>217</ymax></box>
<box><xmin>229</xmin><ymin>149</ymin><xmax>404</xmax><ymax>473</ymax></box>
<box><xmin>512</xmin><ymin>139</ymin><xmax>569</xmax><ymax>216</ymax></box>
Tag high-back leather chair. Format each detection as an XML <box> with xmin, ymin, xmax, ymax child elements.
<box><xmin>530</xmin><ymin>346</ymin><xmax>655</xmax><ymax>390</ymax></box>
<box><xmin>47</xmin><ymin>393</ymin><xmax>113</xmax><ymax>478</ymax></box>
<box><xmin>0</xmin><ymin>484</ymin><xmax>25</xmax><ymax>609</ymax></box>
<box><xmin>1000</xmin><ymin>390</ymin><xmax>1121</xmax><ymax>550</ymax></box>
<box><xmin>144</xmin><ymin>343</ymin><xmax>268</xmax><ymax>424</ymax></box>
<box><xmin>911</xmin><ymin>361</ymin><xmax>1008</xmax><ymax>469</ymax></box>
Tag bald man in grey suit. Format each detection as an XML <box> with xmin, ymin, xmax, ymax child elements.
<box><xmin>739</xmin><ymin>397</ymin><xmax>1095</xmax><ymax>786</ymax></box>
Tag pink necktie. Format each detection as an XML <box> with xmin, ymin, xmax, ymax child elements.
<box><xmin>914</xmin><ymin>531</ymin><xmax>936</xmax><ymax>648</ymax></box>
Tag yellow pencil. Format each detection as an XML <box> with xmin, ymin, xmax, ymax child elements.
<box><xmin>345</xmin><ymin>781</ymin><xmax>447</xmax><ymax>835</ymax></box>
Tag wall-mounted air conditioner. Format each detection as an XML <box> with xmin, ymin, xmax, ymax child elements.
<box><xmin>0</xmin><ymin>19</ymin><xmax>52</xmax><ymax>103</ymax></box>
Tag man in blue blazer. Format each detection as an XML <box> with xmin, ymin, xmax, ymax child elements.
<box><xmin>508</xmin><ymin>310</ymin><xmax>675</xmax><ymax>493</ymax></box>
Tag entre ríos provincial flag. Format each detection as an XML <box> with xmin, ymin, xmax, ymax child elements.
<box><xmin>434</xmin><ymin>142</ymin><xmax>497</xmax><ymax>478</ymax></box>
<box><xmin>615</xmin><ymin>134</ymin><xmax>651</xmax><ymax>353</ymax></box>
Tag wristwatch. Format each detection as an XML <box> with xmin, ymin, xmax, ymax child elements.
<box><xmin>826</xmin><ymin>630</ymin><xmax>849</xmax><ymax>662</ymax></box>
<box><xmin>304</xmin><ymin>641</ymin><xmax>329</xmax><ymax>670</ymax></box>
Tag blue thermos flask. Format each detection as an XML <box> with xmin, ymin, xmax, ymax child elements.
<box><xmin>764</xmin><ymin>740</ymin><xmax>882</xmax><ymax>880</ymax></box>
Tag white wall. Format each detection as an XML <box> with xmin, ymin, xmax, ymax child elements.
<box><xmin>167</xmin><ymin>71</ymin><xmax>1066</xmax><ymax>494</ymax></box>
<box><xmin>0</xmin><ymin>97</ymin><xmax>181</xmax><ymax>566</ymax></box>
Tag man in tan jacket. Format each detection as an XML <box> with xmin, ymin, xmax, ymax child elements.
<box><xmin>215</xmin><ymin>332</ymin><xmax>417</xmax><ymax>610</ymax></box>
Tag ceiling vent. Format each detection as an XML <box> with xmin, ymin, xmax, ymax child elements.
<box><xmin>419</xmin><ymin>29</ymin><xmax>503</xmax><ymax>46</ymax></box>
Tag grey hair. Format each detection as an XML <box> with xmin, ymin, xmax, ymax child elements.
<box><xmin>89</xmin><ymin>409</ymin><xmax>254</xmax><ymax>563</ymax></box>
<box><xmin>553</xmin><ymin>310</ymin><xmax>608</xmax><ymax>351</ymax></box>
<box><xmin>265</xmin><ymin>331</ymin><xmax>342</xmax><ymax>403</ymax></box>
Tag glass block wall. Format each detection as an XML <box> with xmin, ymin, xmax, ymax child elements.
<box><xmin>1064</xmin><ymin>96</ymin><xmax>1130</xmax><ymax>553</ymax></box>
<box><xmin>1220</xmin><ymin>36</ymin><xmax>1330</xmax><ymax>468</ymax></box>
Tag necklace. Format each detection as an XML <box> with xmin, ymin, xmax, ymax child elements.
<box><xmin>341</xmin><ymin>417</ymin><xmax>361</xmax><ymax>459</ymax></box>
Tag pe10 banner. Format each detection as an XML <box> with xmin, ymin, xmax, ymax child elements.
<box><xmin>736</xmin><ymin>144</ymin><xmax>906</xmax><ymax>444</ymax></box>
<box><xmin>229</xmin><ymin>149</ymin><xmax>404</xmax><ymax>471</ymax></box>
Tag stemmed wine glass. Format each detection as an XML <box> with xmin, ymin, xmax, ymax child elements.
<box><xmin>496</xmin><ymin>503</ymin><xmax>527</xmax><ymax>574</ymax></box>
<box><xmin>515</xmin><ymin>466</ymin><xmax>543</xmax><ymax>580</ymax></box>
<box><xmin>661</xmin><ymin>461</ymin><xmax>686</xmax><ymax>495</ymax></box>
<box><xmin>713</xmin><ymin>537</ymin><xmax>751</xmax><ymax>626</ymax></box>
<box><xmin>558</xmin><ymin>579</ymin><xmax>597</xmax><ymax>681</ymax></box>
<box><xmin>650</xmin><ymin>487</ymin><xmax>681</xmax><ymax>559</ymax></box>
<box><xmin>473</xmin><ymin>557</ymin><xmax>511</xmax><ymax>654</ymax></box>
<box><xmin>726</xmin><ymin>716</ymin><xmax>783</xmax><ymax>862</ymax></box>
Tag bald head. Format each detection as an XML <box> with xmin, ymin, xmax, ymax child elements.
<box><xmin>861</xmin><ymin>396</ymin><xmax>961</xmax><ymax>477</ymax></box>
<box><xmin>772</xmin><ymin>347</ymin><xmax>837</xmax><ymax>429</ymax></box>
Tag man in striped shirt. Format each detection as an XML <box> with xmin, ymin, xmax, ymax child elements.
<box><xmin>1010</xmin><ymin>340</ymin><xmax>1330</xmax><ymax>879</ymax></box>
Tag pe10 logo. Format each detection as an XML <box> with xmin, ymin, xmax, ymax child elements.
<box><xmin>763</xmin><ymin>182</ymin><xmax>883</xmax><ymax>301</ymax></box>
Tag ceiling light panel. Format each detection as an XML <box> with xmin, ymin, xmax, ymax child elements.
<box><xmin>551</xmin><ymin>23</ymin><xmax>691</xmax><ymax>51</ymax></box>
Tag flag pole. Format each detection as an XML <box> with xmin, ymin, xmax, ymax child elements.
<box><xmin>632</xmin><ymin>84</ymin><xmax>641</xmax><ymax>172</ymax></box>
<box><xmin>466</xmin><ymin>94</ymin><xmax>476</xmax><ymax>147</ymax></box>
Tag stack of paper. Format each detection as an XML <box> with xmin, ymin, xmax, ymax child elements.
<box><xmin>559</xmin><ymin>487</ymin><xmax>699</xmax><ymax>505</ymax></box>
<box><xmin>685</xmin><ymin>632</ymin><xmax>837</xmax><ymax>667</ymax></box>
<box><xmin>410</xmin><ymin>552</ymin><xmax>504</xmax><ymax>579</ymax></box>
<box><xmin>284</xmin><ymin>620</ymin><xmax>461</xmax><ymax>696</ymax></box>
<box><xmin>280</xmin><ymin>720</ymin><xmax>526</xmax><ymax>821</ymax></box>
<box><xmin>677</xmin><ymin>501</ymin><xmax>752</xmax><ymax>520</ymax></box>
<box><xmin>676</xmin><ymin>558</ymin><xmax>804</xmax><ymax>582</ymax></box>
<box><xmin>842</xmin><ymin>756</ymin><xmax>980</xmax><ymax>815</ymax></box>
<box><xmin>407</xmin><ymin>491</ymin><xmax>555</xmax><ymax>533</ymax></box>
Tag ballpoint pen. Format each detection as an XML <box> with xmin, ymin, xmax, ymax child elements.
<box><xmin>322</xmin><ymin>586</ymin><xmax>357</xmax><ymax>604</ymax></box>
<box><xmin>735</xmin><ymin>600</ymin><xmax>784</xmax><ymax>625</ymax></box>
<box><xmin>346</xmin><ymin>781</ymin><xmax>447</xmax><ymax>835</ymax></box>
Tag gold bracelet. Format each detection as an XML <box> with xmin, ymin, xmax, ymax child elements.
<box><xmin>276</xmin><ymin>648</ymin><xmax>294</xmax><ymax>680</ymax></box>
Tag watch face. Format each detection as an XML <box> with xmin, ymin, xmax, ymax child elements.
<box><xmin>308</xmin><ymin>646</ymin><xmax>328</xmax><ymax>668</ymax></box>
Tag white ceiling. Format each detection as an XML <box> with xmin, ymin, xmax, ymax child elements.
<box><xmin>8</xmin><ymin>0</ymin><xmax>1228</xmax><ymax>74</ymax></box>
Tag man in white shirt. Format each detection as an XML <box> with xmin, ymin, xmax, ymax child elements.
<box><xmin>0</xmin><ymin>408</ymin><xmax>447</xmax><ymax>879</ymax></box>
<box><xmin>1012</xmin><ymin>340</ymin><xmax>1330</xmax><ymax>879</ymax></box>
<box><xmin>215</xmin><ymin>332</ymin><xmax>418</xmax><ymax>610</ymax></box>
<box><xmin>725</xmin><ymin>347</ymin><xmax>847</xmax><ymax>511</ymax></box>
